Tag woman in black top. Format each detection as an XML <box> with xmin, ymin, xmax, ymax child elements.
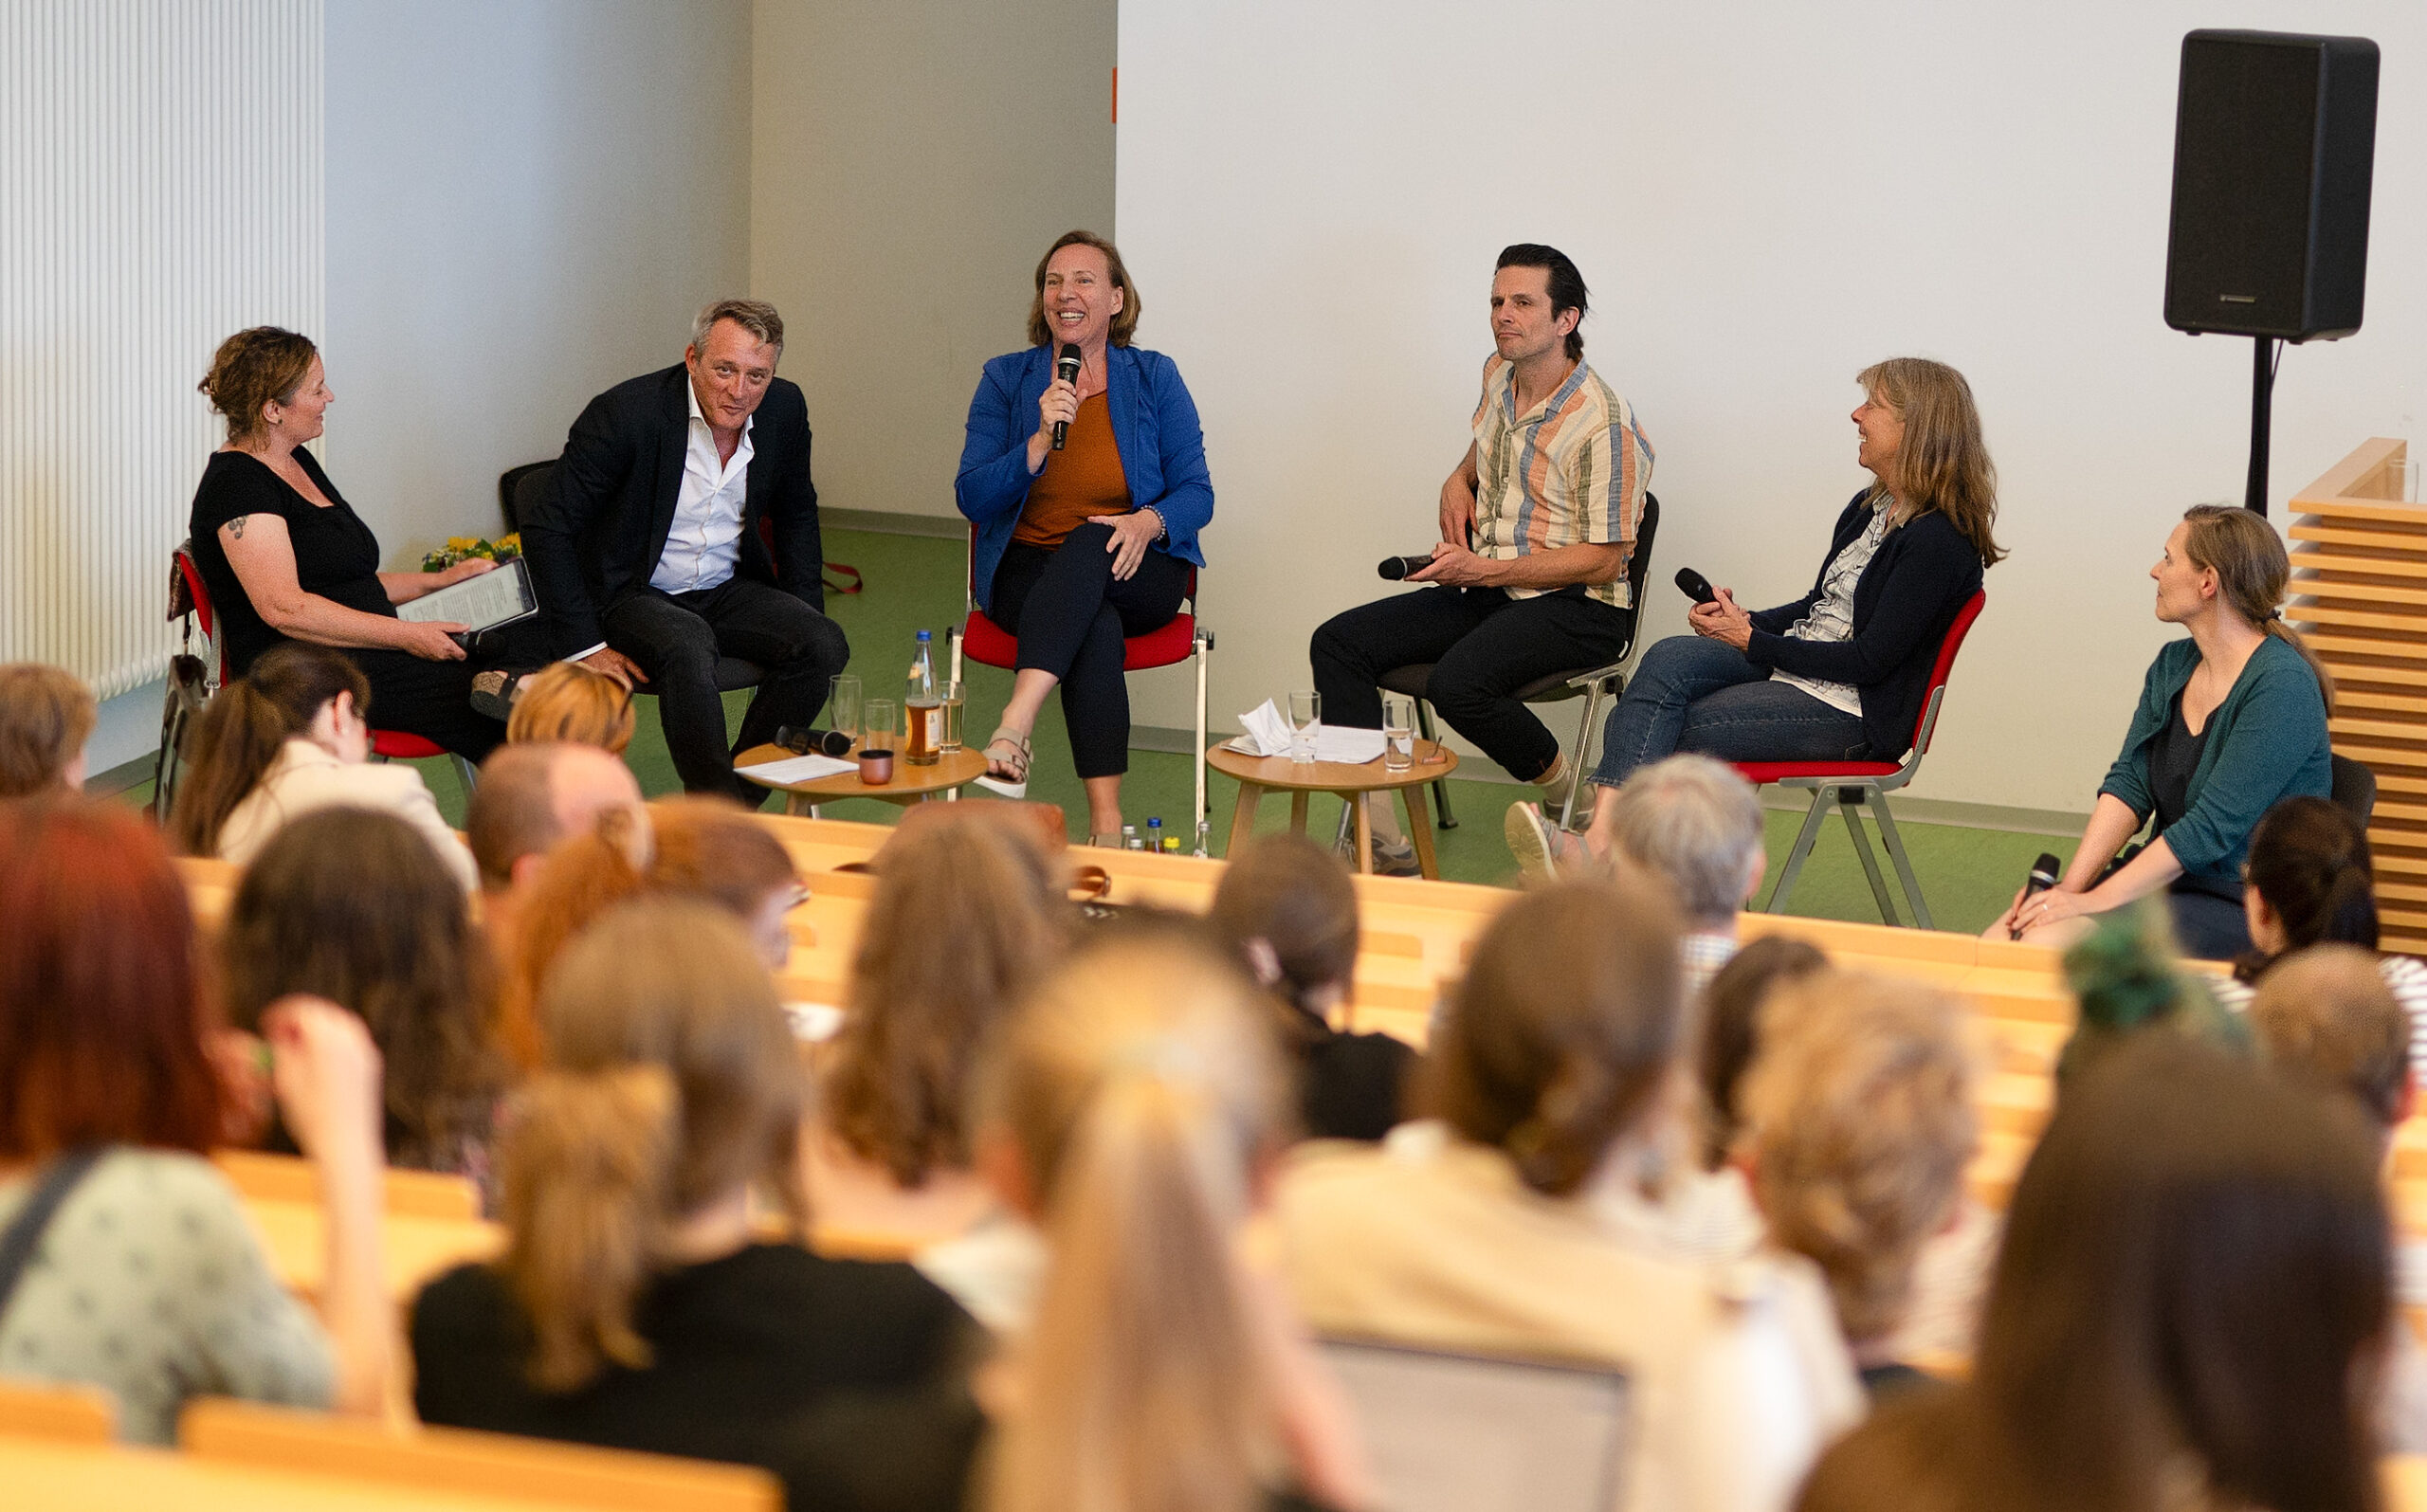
<box><xmin>189</xmin><ymin>327</ymin><xmax>526</xmax><ymax>758</ymax></box>
<box><xmin>411</xmin><ymin>898</ymin><xmax>975</xmax><ymax>1485</ymax></box>
<box><xmin>1509</xmin><ymin>358</ymin><xmax>2000</xmax><ymax>874</ymax></box>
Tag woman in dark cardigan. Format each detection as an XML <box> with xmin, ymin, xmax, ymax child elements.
<box><xmin>1509</xmin><ymin>358</ymin><xmax>2000</xmax><ymax>876</ymax></box>
<box><xmin>1997</xmin><ymin>505</ymin><xmax>2331</xmax><ymax>959</ymax></box>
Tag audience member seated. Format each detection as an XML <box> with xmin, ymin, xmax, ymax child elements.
<box><xmin>411</xmin><ymin>899</ymin><xmax>976</xmax><ymax>1477</ymax></box>
<box><xmin>2209</xmin><ymin>795</ymin><xmax>2427</xmax><ymax>1062</ymax></box>
<box><xmin>1516</xmin><ymin>755</ymin><xmax>1767</xmax><ymax>994</ymax></box>
<box><xmin>955</xmin><ymin>230</ymin><xmax>1214</xmax><ymax>839</ymax></box>
<box><xmin>1208</xmin><ymin>831</ymin><xmax>1416</xmax><ymax>1142</ymax></box>
<box><xmin>0</xmin><ymin>663</ymin><xmax>96</xmax><ymax>796</ymax></box>
<box><xmin>2054</xmin><ymin>906</ymin><xmax>2244</xmax><ymax>1084</ymax></box>
<box><xmin>646</xmin><ymin>795</ymin><xmax>808</xmax><ymax>971</ymax></box>
<box><xmin>504</xmin><ymin>661</ymin><xmax>637</xmax><ymax>753</ymax></box>
<box><xmin>520</xmin><ymin>300</ymin><xmax>848</xmax><ymax>803</ymax></box>
<box><xmin>1519</xmin><ymin>359</ymin><xmax>1998</xmax><ymax>873</ymax></box>
<box><xmin>169</xmin><ymin>642</ymin><xmax>476</xmax><ymax>890</ymax></box>
<box><xmin>977</xmin><ymin>921</ymin><xmax>1371</xmax><ymax>1512</ymax></box>
<box><xmin>1696</xmin><ymin>936</ymin><xmax>1828</xmax><ymax>1169</ymax></box>
<box><xmin>218</xmin><ymin>808</ymin><xmax>503</xmax><ymax>1182</ymax></box>
<box><xmin>1797</xmin><ymin>1034</ymin><xmax>2390</xmax><ymax>1512</ymax></box>
<box><xmin>1740</xmin><ymin>970</ymin><xmax>1978</xmax><ymax>1402</ymax></box>
<box><xmin>1278</xmin><ymin>879</ymin><xmax>1862</xmax><ymax>1512</ymax></box>
<box><xmin>188</xmin><ymin>326</ymin><xmax>537</xmax><ymax>759</ymax></box>
<box><xmin>0</xmin><ymin>799</ymin><xmax>392</xmax><ymax>1443</ymax></box>
<box><xmin>1314</xmin><ymin>245</ymin><xmax>1650</xmax><ymax>873</ymax></box>
<box><xmin>492</xmin><ymin>808</ymin><xmax>653</xmax><ymax>1070</ymax></box>
<box><xmin>809</xmin><ymin>812</ymin><xmax>1067</xmax><ymax>1304</ymax></box>
<box><xmin>2245</xmin><ymin>942</ymin><xmax>2427</xmax><ymax>1453</ymax></box>
<box><xmin>464</xmin><ymin>740</ymin><xmax>646</xmax><ymax>959</ymax></box>
<box><xmin>1998</xmin><ymin>506</ymin><xmax>2332</xmax><ymax>958</ymax></box>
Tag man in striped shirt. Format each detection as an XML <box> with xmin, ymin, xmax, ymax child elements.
<box><xmin>1311</xmin><ymin>245</ymin><xmax>1652</xmax><ymax>869</ymax></box>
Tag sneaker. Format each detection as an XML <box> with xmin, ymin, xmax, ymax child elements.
<box><xmin>1505</xmin><ymin>801</ymin><xmax>1587</xmax><ymax>880</ymax></box>
<box><xmin>1370</xmin><ymin>835</ymin><xmax>1421</xmax><ymax>877</ymax></box>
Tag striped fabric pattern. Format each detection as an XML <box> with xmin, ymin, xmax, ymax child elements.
<box><xmin>1469</xmin><ymin>355</ymin><xmax>1652</xmax><ymax>608</ymax></box>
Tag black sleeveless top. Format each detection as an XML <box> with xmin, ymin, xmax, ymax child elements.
<box><xmin>188</xmin><ymin>448</ymin><xmax>393</xmax><ymax>676</ymax></box>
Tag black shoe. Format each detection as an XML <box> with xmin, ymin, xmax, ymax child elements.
<box><xmin>469</xmin><ymin>668</ymin><xmax>526</xmax><ymax>722</ymax></box>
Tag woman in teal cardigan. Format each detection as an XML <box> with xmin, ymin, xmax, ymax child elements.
<box><xmin>1996</xmin><ymin>506</ymin><xmax>2332</xmax><ymax>958</ymax></box>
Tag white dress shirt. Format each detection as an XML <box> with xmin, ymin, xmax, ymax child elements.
<box><xmin>649</xmin><ymin>380</ymin><xmax>755</xmax><ymax>594</ymax></box>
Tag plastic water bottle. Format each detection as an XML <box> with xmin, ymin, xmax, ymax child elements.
<box><xmin>1122</xmin><ymin>824</ymin><xmax>1142</xmax><ymax>850</ymax></box>
<box><xmin>1195</xmin><ymin>819</ymin><xmax>1212</xmax><ymax>858</ymax></box>
<box><xmin>905</xmin><ymin>630</ymin><xmax>941</xmax><ymax>766</ymax></box>
<box><xmin>1146</xmin><ymin>816</ymin><xmax>1163</xmax><ymax>853</ymax></box>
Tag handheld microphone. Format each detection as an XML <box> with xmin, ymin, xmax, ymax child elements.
<box><xmin>2008</xmin><ymin>852</ymin><xmax>2063</xmax><ymax>940</ymax></box>
<box><xmin>1378</xmin><ymin>555</ymin><xmax>1439</xmax><ymax>581</ymax></box>
<box><xmin>1675</xmin><ymin>567</ymin><xmax>1719</xmax><ymax>606</ymax></box>
<box><xmin>774</xmin><ymin>726</ymin><xmax>854</xmax><ymax>757</ymax></box>
<box><xmin>1051</xmin><ymin>343</ymin><xmax>1082</xmax><ymax>450</ymax></box>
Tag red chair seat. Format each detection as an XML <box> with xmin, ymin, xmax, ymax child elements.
<box><xmin>1732</xmin><ymin>758</ymin><xmax>1902</xmax><ymax>785</ymax></box>
<box><xmin>957</xmin><ymin>610</ymin><xmax>1200</xmax><ymax>674</ymax></box>
<box><xmin>371</xmin><ymin>729</ymin><xmax>449</xmax><ymax>760</ymax></box>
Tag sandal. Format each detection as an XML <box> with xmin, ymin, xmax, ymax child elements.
<box><xmin>975</xmin><ymin>727</ymin><xmax>1031</xmax><ymax>799</ymax></box>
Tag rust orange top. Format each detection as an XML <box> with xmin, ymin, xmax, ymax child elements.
<box><xmin>1014</xmin><ymin>392</ymin><xmax>1131</xmax><ymax>548</ymax></box>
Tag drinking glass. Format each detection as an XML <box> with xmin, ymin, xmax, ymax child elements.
<box><xmin>1382</xmin><ymin>694</ymin><xmax>1414</xmax><ymax>773</ymax></box>
<box><xmin>862</xmin><ymin>699</ymin><xmax>896</xmax><ymax>754</ymax></box>
<box><xmin>939</xmin><ymin>680</ymin><xmax>965</xmax><ymax>755</ymax></box>
<box><xmin>829</xmin><ymin>674</ymin><xmax>863</xmax><ymax>751</ymax></box>
<box><xmin>1287</xmin><ymin>690</ymin><xmax>1323</xmax><ymax>764</ymax></box>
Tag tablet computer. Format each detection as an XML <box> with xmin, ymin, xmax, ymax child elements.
<box><xmin>396</xmin><ymin>556</ymin><xmax>538</xmax><ymax>642</ymax></box>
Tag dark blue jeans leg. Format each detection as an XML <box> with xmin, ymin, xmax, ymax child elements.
<box><xmin>1670</xmin><ymin>678</ymin><xmax>1870</xmax><ymax>763</ymax></box>
<box><xmin>1589</xmin><ymin>635</ymin><xmax>1776</xmax><ymax>789</ymax></box>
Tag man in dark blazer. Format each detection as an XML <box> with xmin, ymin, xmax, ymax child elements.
<box><xmin>522</xmin><ymin>299</ymin><xmax>849</xmax><ymax>801</ymax></box>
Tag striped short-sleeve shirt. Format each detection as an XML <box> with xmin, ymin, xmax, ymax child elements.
<box><xmin>1469</xmin><ymin>355</ymin><xmax>1653</xmax><ymax>608</ymax></box>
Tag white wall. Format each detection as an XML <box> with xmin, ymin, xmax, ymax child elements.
<box><xmin>1116</xmin><ymin>1</ymin><xmax>2427</xmax><ymax>810</ymax></box>
<box><xmin>750</xmin><ymin>0</ymin><xmax>1117</xmax><ymax>521</ymax></box>
<box><xmin>324</xmin><ymin>0</ymin><xmax>752</xmax><ymax>562</ymax></box>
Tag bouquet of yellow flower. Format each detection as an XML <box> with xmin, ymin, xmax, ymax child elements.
<box><xmin>421</xmin><ymin>534</ymin><xmax>522</xmax><ymax>573</ymax></box>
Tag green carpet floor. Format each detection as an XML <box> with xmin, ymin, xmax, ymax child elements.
<box><xmin>292</xmin><ymin>526</ymin><xmax>2076</xmax><ymax>937</ymax></box>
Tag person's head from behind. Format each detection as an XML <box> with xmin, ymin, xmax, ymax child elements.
<box><xmin>2241</xmin><ymin>795</ymin><xmax>2378</xmax><ymax>975</ymax></box>
<box><xmin>1605</xmin><ymin>754</ymin><xmax>1764</xmax><ymax>933</ymax></box>
<box><xmin>828</xmin><ymin>809</ymin><xmax>1068</xmax><ymax>1190</ymax></box>
<box><xmin>219</xmin><ymin>807</ymin><xmax>497</xmax><ymax>1170</ymax></box>
<box><xmin>498</xmin><ymin>804</ymin><xmax>656</xmax><ymax>1070</ymax></box>
<box><xmin>505</xmin><ymin>662</ymin><xmax>635</xmax><ymax>755</ymax></box>
<box><xmin>684</xmin><ymin>299</ymin><xmax>784</xmax><ymax>436</ymax></box>
<box><xmin>1491</xmin><ymin>243</ymin><xmax>1587</xmax><ymax>365</ymax></box>
<box><xmin>1854</xmin><ymin>356</ymin><xmax>2003</xmax><ymax>568</ymax></box>
<box><xmin>466</xmin><ymin>741</ymin><xmax>645</xmax><ymax>898</ymax></box>
<box><xmin>2161</xmin><ymin>505</ymin><xmax>2334</xmax><ymax>711</ymax></box>
<box><xmin>496</xmin><ymin>898</ymin><xmax>802</xmax><ymax>1393</ymax></box>
<box><xmin>2251</xmin><ymin>943</ymin><xmax>2413</xmax><ymax>1143</ymax></box>
<box><xmin>1741</xmin><ymin>970</ymin><xmax>1979</xmax><ymax>1355</ymax></box>
<box><xmin>0</xmin><ymin>799</ymin><xmax>222</xmax><ymax>1159</ymax></box>
<box><xmin>1697</xmin><ymin>934</ymin><xmax>1828</xmax><ymax>1169</ymax></box>
<box><xmin>646</xmin><ymin>795</ymin><xmax>804</xmax><ymax>969</ymax></box>
<box><xmin>1208</xmin><ymin>830</ymin><xmax>1359</xmax><ymax>1029</ymax></box>
<box><xmin>1425</xmin><ymin>876</ymin><xmax>1685</xmax><ymax>1196</ymax></box>
<box><xmin>978</xmin><ymin>917</ymin><xmax>1291</xmax><ymax>1512</ymax></box>
<box><xmin>1968</xmin><ymin>1035</ymin><xmax>2388</xmax><ymax>1512</ymax></box>
<box><xmin>170</xmin><ymin>642</ymin><xmax>371</xmax><ymax>855</ymax></box>
<box><xmin>0</xmin><ymin>663</ymin><xmax>97</xmax><ymax>796</ymax></box>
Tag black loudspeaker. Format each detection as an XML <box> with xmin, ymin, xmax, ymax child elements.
<box><xmin>2164</xmin><ymin>29</ymin><xmax>2379</xmax><ymax>342</ymax></box>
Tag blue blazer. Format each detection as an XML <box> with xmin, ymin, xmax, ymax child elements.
<box><xmin>955</xmin><ymin>344</ymin><xmax>1214</xmax><ymax>615</ymax></box>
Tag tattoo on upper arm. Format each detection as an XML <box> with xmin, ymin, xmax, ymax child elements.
<box><xmin>227</xmin><ymin>515</ymin><xmax>249</xmax><ymax>539</ymax></box>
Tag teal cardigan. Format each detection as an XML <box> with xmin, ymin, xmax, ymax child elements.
<box><xmin>2097</xmin><ymin>635</ymin><xmax>2330</xmax><ymax>885</ymax></box>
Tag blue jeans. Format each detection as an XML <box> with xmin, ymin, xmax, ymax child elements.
<box><xmin>1589</xmin><ymin>634</ymin><xmax>1868</xmax><ymax>789</ymax></box>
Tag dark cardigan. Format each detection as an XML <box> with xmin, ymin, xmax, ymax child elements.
<box><xmin>1743</xmin><ymin>490</ymin><xmax>1985</xmax><ymax>759</ymax></box>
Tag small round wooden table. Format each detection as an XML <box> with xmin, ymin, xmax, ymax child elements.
<box><xmin>735</xmin><ymin>743</ymin><xmax>993</xmax><ymax>816</ymax></box>
<box><xmin>1207</xmin><ymin>740</ymin><xmax>1459</xmax><ymax>879</ymax></box>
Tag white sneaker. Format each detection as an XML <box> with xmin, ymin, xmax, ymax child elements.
<box><xmin>1505</xmin><ymin>801</ymin><xmax>1583</xmax><ymax>880</ymax></box>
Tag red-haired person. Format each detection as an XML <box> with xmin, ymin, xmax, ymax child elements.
<box><xmin>0</xmin><ymin>799</ymin><xmax>392</xmax><ymax>1443</ymax></box>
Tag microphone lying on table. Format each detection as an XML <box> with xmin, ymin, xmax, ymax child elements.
<box><xmin>774</xmin><ymin>726</ymin><xmax>855</xmax><ymax>757</ymax></box>
<box><xmin>2009</xmin><ymin>852</ymin><xmax>2063</xmax><ymax>940</ymax></box>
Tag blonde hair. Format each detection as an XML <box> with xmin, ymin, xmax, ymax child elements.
<box><xmin>984</xmin><ymin>920</ymin><xmax>1290</xmax><ymax>1512</ymax></box>
<box><xmin>2251</xmin><ymin>943</ymin><xmax>2412</xmax><ymax>1129</ymax></box>
<box><xmin>1858</xmin><ymin>357</ymin><xmax>2004</xmax><ymax>567</ymax></box>
<box><xmin>0</xmin><ymin>664</ymin><xmax>97</xmax><ymax>796</ymax></box>
<box><xmin>506</xmin><ymin>663</ymin><xmax>635</xmax><ymax>754</ymax></box>
<box><xmin>496</xmin><ymin>809</ymin><xmax>651</xmax><ymax>1071</ymax></box>
<box><xmin>645</xmin><ymin>795</ymin><xmax>799</xmax><ymax>920</ymax></box>
<box><xmin>494</xmin><ymin>898</ymin><xmax>804</xmax><ymax>1393</ymax></box>
<box><xmin>827</xmin><ymin>811</ymin><xmax>1067</xmax><ymax>1187</ymax></box>
<box><xmin>1741</xmin><ymin>969</ymin><xmax>1980</xmax><ymax>1345</ymax></box>
<box><xmin>2180</xmin><ymin>503</ymin><xmax>2334</xmax><ymax>715</ymax></box>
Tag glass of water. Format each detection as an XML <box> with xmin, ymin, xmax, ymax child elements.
<box><xmin>1287</xmin><ymin>690</ymin><xmax>1323</xmax><ymax>763</ymax></box>
<box><xmin>829</xmin><ymin>674</ymin><xmax>862</xmax><ymax>751</ymax></box>
<box><xmin>1382</xmin><ymin>694</ymin><xmax>1414</xmax><ymax>772</ymax></box>
<box><xmin>939</xmin><ymin>680</ymin><xmax>965</xmax><ymax>755</ymax></box>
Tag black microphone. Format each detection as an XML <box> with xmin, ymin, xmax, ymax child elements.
<box><xmin>1051</xmin><ymin>343</ymin><xmax>1082</xmax><ymax>450</ymax></box>
<box><xmin>1378</xmin><ymin>555</ymin><xmax>1439</xmax><ymax>581</ymax></box>
<box><xmin>1674</xmin><ymin>567</ymin><xmax>1718</xmax><ymax>606</ymax></box>
<box><xmin>774</xmin><ymin>726</ymin><xmax>853</xmax><ymax>757</ymax></box>
<box><xmin>2009</xmin><ymin>852</ymin><xmax>2063</xmax><ymax>940</ymax></box>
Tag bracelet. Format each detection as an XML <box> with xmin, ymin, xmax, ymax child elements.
<box><xmin>1142</xmin><ymin>507</ymin><xmax>1166</xmax><ymax>542</ymax></box>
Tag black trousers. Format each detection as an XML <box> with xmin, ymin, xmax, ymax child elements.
<box><xmin>338</xmin><ymin>615</ymin><xmax>555</xmax><ymax>763</ymax></box>
<box><xmin>604</xmin><ymin>578</ymin><xmax>851</xmax><ymax>800</ymax></box>
<box><xmin>1309</xmin><ymin>584</ymin><xmax>1634</xmax><ymax>781</ymax></box>
<box><xmin>990</xmin><ymin>522</ymin><xmax>1187</xmax><ymax>780</ymax></box>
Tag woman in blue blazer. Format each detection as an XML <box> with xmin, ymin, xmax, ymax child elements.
<box><xmin>955</xmin><ymin>230</ymin><xmax>1213</xmax><ymax>842</ymax></box>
